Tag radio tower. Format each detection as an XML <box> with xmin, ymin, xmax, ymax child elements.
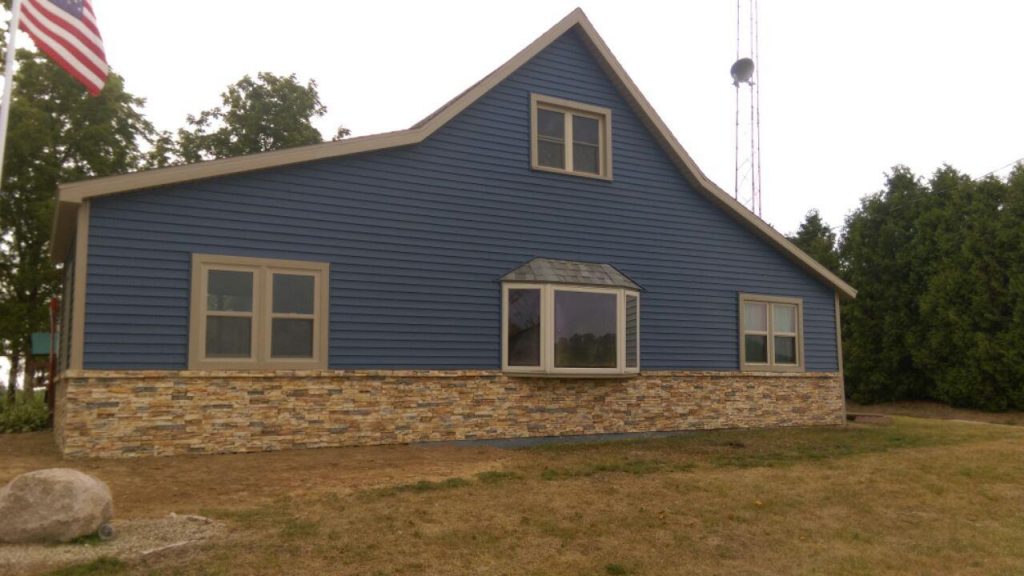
<box><xmin>731</xmin><ymin>0</ymin><xmax>762</xmax><ymax>217</ymax></box>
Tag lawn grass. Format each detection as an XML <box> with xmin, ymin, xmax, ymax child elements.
<box><xmin>33</xmin><ymin>417</ymin><xmax>1024</xmax><ymax>576</ymax></box>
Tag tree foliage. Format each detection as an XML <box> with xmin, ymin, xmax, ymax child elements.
<box><xmin>0</xmin><ymin>49</ymin><xmax>153</xmax><ymax>395</ymax></box>
<box><xmin>177</xmin><ymin>72</ymin><xmax>341</xmax><ymax>162</ymax></box>
<box><xmin>838</xmin><ymin>164</ymin><xmax>1024</xmax><ymax>409</ymax></box>
<box><xmin>788</xmin><ymin>209</ymin><xmax>840</xmax><ymax>274</ymax></box>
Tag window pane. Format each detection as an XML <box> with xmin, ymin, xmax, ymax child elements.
<box><xmin>626</xmin><ymin>295</ymin><xmax>638</xmax><ymax>368</ymax></box>
<box><xmin>573</xmin><ymin>143</ymin><xmax>599</xmax><ymax>174</ymax></box>
<box><xmin>573</xmin><ymin>115</ymin><xmax>600</xmax><ymax>145</ymax></box>
<box><xmin>554</xmin><ymin>291</ymin><xmax>617</xmax><ymax>368</ymax></box>
<box><xmin>507</xmin><ymin>289</ymin><xmax>541</xmax><ymax>367</ymax></box>
<box><xmin>744</xmin><ymin>334</ymin><xmax>768</xmax><ymax>364</ymax></box>
<box><xmin>207</xmin><ymin>270</ymin><xmax>253</xmax><ymax>312</ymax></box>
<box><xmin>743</xmin><ymin>301</ymin><xmax>767</xmax><ymax>332</ymax></box>
<box><xmin>273</xmin><ymin>274</ymin><xmax>315</xmax><ymax>314</ymax></box>
<box><xmin>537</xmin><ymin>108</ymin><xmax>564</xmax><ymax>139</ymax></box>
<box><xmin>206</xmin><ymin>316</ymin><xmax>251</xmax><ymax>358</ymax></box>
<box><xmin>773</xmin><ymin>304</ymin><xmax>797</xmax><ymax>333</ymax></box>
<box><xmin>775</xmin><ymin>336</ymin><xmax>797</xmax><ymax>364</ymax></box>
<box><xmin>538</xmin><ymin>140</ymin><xmax>565</xmax><ymax>169</ymax></box>
<box><xmin>271</xmin><ymin>318</ymin><xmax>314</xmax><ymax>358</ymax></box>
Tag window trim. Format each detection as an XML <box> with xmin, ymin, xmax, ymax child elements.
<box><xmin>189</xmin><ymin>254</ymin><xmax>329</xmax><ymax>370</ymax></box>
<box><xmin>502</xmin><ymin>282</ymin><xmax>638</xmax><ymax>376</ymax></box>
<box><xmin>530</xmin><ymin>93</ymin><xmax>613</xmax><ymax>181</ymax></box>
<box><xmin>738</xmin><ymin>293</ymin><xmax>805</xmax><ymax>373</ymax></box>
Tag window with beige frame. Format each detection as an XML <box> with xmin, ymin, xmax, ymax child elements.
<box><xmin>739</xmin><ymin>293</ymin><xmax>804</xmax><ymax>372</ymax></box>
<box><xmin>530</xmin><ymin>93</ymin><xmax>612</xmax><ymax>179</ymax></box>
<box><xmin>503</xmin><ymin>283</ymin><xmax>638</xmax><ymax>376</ymax></box>
<box><xmin>189</xmin><ymin>254</ymin><xmax>329</xmax><ymax>370</ymax></box>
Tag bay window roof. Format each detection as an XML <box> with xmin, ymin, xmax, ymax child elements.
<box><xmin>501</xmin><ymin>258</ymin><xmax>640</xmax><ymax>290</ymax></box>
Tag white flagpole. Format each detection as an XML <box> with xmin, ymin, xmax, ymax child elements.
<box><xmin>0</xmin><ymin>0</ymin><xmax>23</xmax><ymax>188</ymax></box>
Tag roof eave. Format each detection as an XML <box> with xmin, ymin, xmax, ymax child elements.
<box><xmin>50</xmin><ymin>200</ymin><xmax>79</xmax><ymax>263</ymax></box>
<box><xmin>570</xmin><ymin>16</ymin><xmax>856</xmax><ymax>299</ymax></box>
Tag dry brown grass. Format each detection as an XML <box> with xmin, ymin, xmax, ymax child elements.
<box><xmin>4</xmin><ymin>418</ymin><xmax>1024</xmax><ymax>576</ymax></box>
<box><xmin>0</xmin><ymin>433</ymin><xmax>510</xmax><ymax>518</ymax></box>
<box><xmin>847</xmin><ymin>400</ymin><xmax>1024</xmax><ymax>426</ymax></box>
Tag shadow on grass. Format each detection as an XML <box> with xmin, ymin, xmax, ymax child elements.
<box><xmin>525</xmin><ymin>417</ymin><xmax>1019</xmax><ymax>470</ymax></box>
<box><xmin>44</xmin><ymin>557</ymin><xmax>126</xmax><ymax>576</ymax></box>
<box><xmin>541</xmin><ymin>459</ymin><xmax>696</xmax><ymax>480</ymax></box>
<box><xmin>371</xmin><ymin>477</ymin><xmax>472</xmax><ymax>497</ymax></box>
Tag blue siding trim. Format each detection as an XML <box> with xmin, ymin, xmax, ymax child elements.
<box><xmin>84</xmin><ymin>30</ymin><xmax>837</xmax><ymax>371</ymax></box>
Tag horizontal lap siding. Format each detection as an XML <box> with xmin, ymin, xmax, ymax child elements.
<box><xmin>84</xmin><ymin>30</ymin><xmax>837</xmax><ymax>371</ymax></box>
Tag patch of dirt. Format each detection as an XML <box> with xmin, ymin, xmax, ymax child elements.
<box><xmin>0</xmin><ymin>513</ymin><xmax>225</xmax><ymax>574</ymax></box>
<box><xmin>0</xmin><ymin>432</ymin><xmax>512</xmax><ymax>517</ymax></box>
<box><xmin>846</xmin><ymin>412</ymin><xmax>893</xmax><ymax>424</ymax></box>
<box><xmin>846</xmin><ymin>400</ymin><xmax>1024</xmax><ymax>426</ymax></box>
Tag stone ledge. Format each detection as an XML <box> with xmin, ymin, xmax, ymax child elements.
<box><xmin>59</xmin><ymin>369</ymin><xmax>836</xmax><ymax>381</ymax></box>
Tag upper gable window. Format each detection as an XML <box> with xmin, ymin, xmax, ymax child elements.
<box><xmin>530</xmin><ymin>94</ymin><xmax>612</xmax><ymax>180</ymax></box>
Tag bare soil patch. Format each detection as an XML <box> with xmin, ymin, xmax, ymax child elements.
<box><xmin>0</xmin><ymin>514</ymin><xmax>223</xmax><ymax>575</ymax></box>
<box><xmin>847</xmin><ymin>400</ymin><xmax>1024</xmax><ymax>426</ymax></box>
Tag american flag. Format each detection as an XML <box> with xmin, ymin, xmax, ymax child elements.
<box><xmin>18</xmin><ymin>0</ymin><xmax>108</xmax><ymax>96</ymax></box>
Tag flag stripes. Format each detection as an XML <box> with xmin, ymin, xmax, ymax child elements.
<box><xmin>18</xmin><ymin>0</ymin><xmax>108</xmax><ymax>95</ymax></box>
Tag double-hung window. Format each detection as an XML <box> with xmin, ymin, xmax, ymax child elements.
<box><xmin>531</xmin><ymin>94</ymin><xmax>612</xmax><ymax>179</ymax></box>
<box><xmin>503</xmin><ymin>283</ymin><xmax>639</xmax><ymax>376</ymax></box>
<box><xmin>739</xmin><ymin>294</ymin><xmax>803</xmax><ymax>372</ymax></box>
<box><xmin>189</xmin><ymin>254</ymin><xmax>329</xmax><ymax>370</ymax></box>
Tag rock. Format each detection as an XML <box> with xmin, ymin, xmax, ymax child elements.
<box><xmin>0</xmin><ymin>468</ymin><xmax>114</xmax><ymax>543</ymax></box>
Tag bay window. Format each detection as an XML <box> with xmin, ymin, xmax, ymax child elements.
<box><xmin>503</xmin><ymin>283</ymin><xmax>639</xmax><ymax>376</ymax></box>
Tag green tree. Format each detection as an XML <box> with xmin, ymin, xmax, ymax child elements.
<box><xmin>839</xmin><ymin>166</ymin><xmax>934</xmax><ymax>403</ymax></box>
<box><xmin>915</xmin><ymin>167</ymin><xmax>1024</xmax><ymax>409</ymax></box>
<box><xmin>0</xmin><ymin>49</ymin><xmax>153</xmax><ymax>396</ymax></box>
<box><xmin>1001</xmin><ymin>165</ymin><xmax>1024</xmax><ymax>408</ymax></box>
<box><xmin>788</xmin><ymin>209</ymin><xmax>840</xmax><ymax>274</ymax></box>
<box><xmin>839</xmin><ymin>163</ymin><xmax>1024</xmax><ymax>410</ymax></box>
<box><xmin>178</xmin><ymin>72</ymin><xmax>344</xmax><ymax>162</ymax></box>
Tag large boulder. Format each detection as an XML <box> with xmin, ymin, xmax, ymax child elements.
<box><xmin>0</xmin><ymin>468</ymin><xmax>113</xmax><ymax>543</ymax></box>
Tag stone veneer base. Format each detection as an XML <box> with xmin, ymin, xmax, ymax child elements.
<box><xmin>54</xmin><ymin>370</ymin><xmax>845</xmax><ymax>458</ymax></box>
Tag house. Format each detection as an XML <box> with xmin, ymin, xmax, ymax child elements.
<box><xmin>49</xmin><ymin>9</ymin><xmax>855</xmax><ymax>458</ymax></box>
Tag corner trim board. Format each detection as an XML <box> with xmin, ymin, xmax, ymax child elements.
<box><xmin>835</xmin><ymin>291</ymin><xmax>846</xmax><ymax>421</ymax></box>
<box><xmin>69</xmin><ymin>201</ymin><xmax>89</xmax><ymax>370</ymax></box>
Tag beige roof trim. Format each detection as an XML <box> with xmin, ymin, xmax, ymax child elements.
<box><xmin>50</xmin><ymin>8</ymin><xmax>856</xmax><ymax>298</ymax></box>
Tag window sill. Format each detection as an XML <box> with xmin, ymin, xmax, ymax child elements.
<box><xmin>503</xmin><ymin>370</ymin><xmax>640</xmax><ymax>379</ymax></box>
<box><xmin>530</xmin><ymin>164</ymin><xmax>613</xmax><ymax>182</ymax></box>
<box><xmin>739</xmin><ymin>364</ymin><xmax>805</xmax><ymax>374</ymax></box>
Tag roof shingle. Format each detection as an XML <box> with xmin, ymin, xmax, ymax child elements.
<box><xmin>501</xmin><ymin>258</ymin><xmax>641</xmax><ymax>290</ymax></box>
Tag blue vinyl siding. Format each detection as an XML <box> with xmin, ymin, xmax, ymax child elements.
<box><xmin>84</xmin><ymin>30</ymin><xmax>838</xmax><ymax>371</ymax></box>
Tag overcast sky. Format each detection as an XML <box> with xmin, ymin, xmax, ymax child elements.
<box><xmin>87</xmin><ymin>0</ymin><xmax>1024</xmax><ymax>235</ymax></box>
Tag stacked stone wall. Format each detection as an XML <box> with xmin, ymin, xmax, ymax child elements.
<box><xmin>55</xmin><ymin>370</ymin><xmax>845</xmax><ymax>458</ymax></box>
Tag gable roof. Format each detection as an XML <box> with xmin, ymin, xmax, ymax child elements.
<box><xmin>50</xmin><ymin>9</ymin><xmax>856</xmax><ymax>299</ymax></box>
<box><xmin>502</xmin><ymin>258</ymin><xmax>642</xmax><ymax>290</ymax></box>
